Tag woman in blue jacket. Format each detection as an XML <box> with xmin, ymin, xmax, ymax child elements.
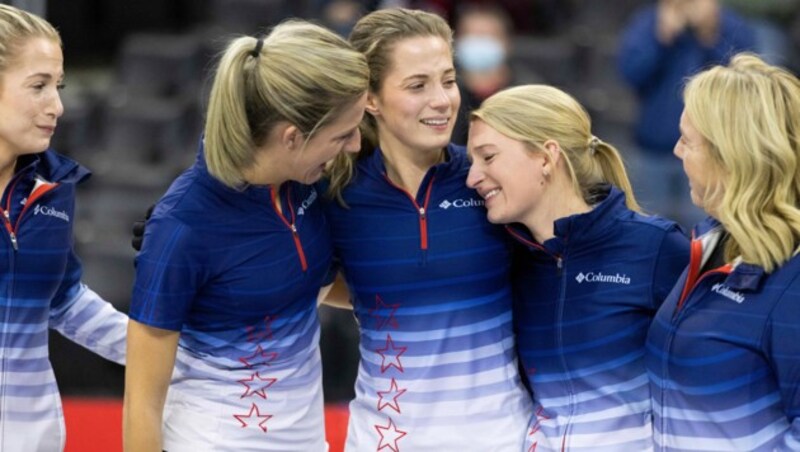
<box><xmin>0</xmin><ymin>5</ymin><xmax>128</xmax><ymax>451</ymax></box>
<box><xmin>466</xmin><ymin>84</ymin><xmax>689</xmax><ymax>451</ymax></box>
<box><xmin>323</xmin><ymin>8</ymin><xmax>532</xmax><ymax>451</ymax></box>
<box><xmin>123</xmin><ymin>22</ymin><xmax>368</xmax><ymax>452</ymax></box>
<box><xmin>646</xmin><ymin>53</ymin><xmax>800</xmax><ymax>451</ymax></box>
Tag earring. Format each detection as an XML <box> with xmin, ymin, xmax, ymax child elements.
<box><xmin>542</xmin><ymin>168</ymin><xmax>550</xmax><ymax>177</ymax></box>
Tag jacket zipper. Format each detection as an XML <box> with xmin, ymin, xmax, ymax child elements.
<box><xmin>0</xmin><ymin>176</ymin><xmax>59</xmax><ymax>443</ymax></box>
<box><xmin>270</xmin><ymin>185</ymin><xmax>308</xmax><ymax>272</ymax></box>
<box><xmin>382</xmin><ymin>174</ymin><xmax>435</xmax><ymax>251</ymax></box>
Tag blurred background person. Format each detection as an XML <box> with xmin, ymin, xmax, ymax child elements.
<box><xmin>647</xmin><ymin>53</ymin><xmax>800</xmax><ymax>451</ymax></box>
<box><xmin>451</xmin><ymin>3</ymin><xmax>542</xmax><ymax>146</ymax></box>
<box><xmin>618</xmin><ymin>0</ymin><xmax>754</xmax><ymax>230</ymax></box>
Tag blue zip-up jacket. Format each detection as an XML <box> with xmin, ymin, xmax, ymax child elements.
<box><xmin>646</xmin><ymin>218</ymin><xmax>800</xmax><ymax>451</ymax></box>
<box><xmin>0</xmin><ymin>150</ymin><xmax>127</xmax><ymax>452</ymax></box>
<box><xmin>509</xmin><ymin>187</ymin><xmax>689</xmax><ymax>451</ymax></box>
<box><xmin>618</xmin><ymin>6</ymin><xmax>754</xmax><ymax>153</ymax></box>
<box><xmin>324</xmin><ymin>144</ymin><xmax>533</xmax><ymax>451</ymax></box>
<box><xmin>130</xmin><ymin>144</ymin><xmax>331</xmax><ymax>451</ymax></box>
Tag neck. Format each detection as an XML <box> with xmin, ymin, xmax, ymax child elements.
<box><xmin>522</xmin><ymin>177</ymin><xmax>591</xmax><ymax>243</ymax></box>
<box><xmin>380</xmin><ymin>140</ymin><xmax>445</xmax><ymax>196</ymax></box>
<box><xmin>0</xmin><ymin>153</ymin><xmax>18</xmax><ymax>197</ymax></box>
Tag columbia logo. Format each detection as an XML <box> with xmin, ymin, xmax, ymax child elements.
<box><xmin>575</xmin><ymin>271</ymin><xmax>631</xmax><ymax>285</ymax></box>
<box><xmin>438</xmin><ymin>198</ymin><xmax>484</xmax><ymax>210</ymax></box>
<box><xmin>33</xmin><ymin>204</ymin><xmax>70</xmax><ymax>223</ymax></box>
<box><xmin>711</xmin><ymin>283</ymin><xmax>745</xmax><ymax>303</ymax></box>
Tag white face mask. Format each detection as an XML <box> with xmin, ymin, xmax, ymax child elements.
<box><xmin>455</xmin><ymin>35</ymin><xmax>506</xmax><ymax>72</ymax></box>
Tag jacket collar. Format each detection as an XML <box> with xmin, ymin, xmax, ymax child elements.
<box><xmin>507</xmin><ymin>185</ymin><xmax>624</xmax><ymax>256</ymax></box>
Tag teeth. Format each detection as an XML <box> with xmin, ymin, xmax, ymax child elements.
<box><xmin>421</xmin><ymin>119</ymin><xmax>447</xmax><ymax>126</ymax></box>
<box><xmin>484</xmin><ymin>189</ymin><xmax>500</xmax><ymax>199</ymax></box>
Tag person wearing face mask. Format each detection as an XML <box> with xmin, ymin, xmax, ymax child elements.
<box><xmin>451</xmin><ymin>3</ymin><xmax>541</xmax><ymax>146</ymax></box>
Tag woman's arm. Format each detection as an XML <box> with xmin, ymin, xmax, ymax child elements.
<box><xmin>123</xmin><ymin>319</ymin><xmax>180</xmax><ymax>452</ymax></box>
<box><xmin>319</xmin><ymin>272</ymin><xmax>353</xmax><ymax>310</ymax></box>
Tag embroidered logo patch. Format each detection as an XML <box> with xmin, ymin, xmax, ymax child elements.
<box><xmin>33</xmin><ymin>204</ymin><xmax>70</xmax><ymax>223</ymax></box>
<box><xmin>438</xmin><ymin>198</ymin><xmax>484</xmax><ymax>209</ymax></box>
<box><xmin>711</xmin><ymin>283</ymin><xmax>745</xmax><ymax>303</ymax></box>
<box><xmin>575</xmin><ymin>271</ymin><xmax>631</xmax><ymax>285</ymax></box>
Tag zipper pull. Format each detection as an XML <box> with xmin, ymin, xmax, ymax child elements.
<box><xmin>556</xmin><ymin>256</ymin><xmax>563</xmax><ymax>275</ymax></box>
<box><xmin>3</xmin><ymin>210</ymin><xmax>17</xmax><ymax>251</ymax></box>
<box><xmin>290</xmin><ymin>223</ymin><xmax>298</xmax><ymax>234</ymax></box>
<box><xmin>419</xmin><ymin>207</ymin><xmax>426</xmax><ymax>218</ymax></box>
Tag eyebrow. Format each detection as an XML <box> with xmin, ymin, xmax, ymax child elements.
<box><xmin>401</xmin><ymin>68</ymin><xmax>456</xmax><ymax>83</ymax></box>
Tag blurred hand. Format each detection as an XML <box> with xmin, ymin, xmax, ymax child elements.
<box><xmin>685</xmin><ymin>0</ymin><xmax>720</xmax><ymax>46</ymax></box>
<box><xmin>131</xmin><ymin>204</ymin><xmax>154</xmax><ymax>252</ymax></box>
<box><xmin>657</xmin><ymin>0</ymin><xmax>687</xmax><ymax>45</ymax></box>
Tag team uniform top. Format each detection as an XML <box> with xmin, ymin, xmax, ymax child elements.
<box><xmin>646</xmin><ymin>218</ymin><xmax>800</xmax><ymax>451</ymax></box>
<box><xmin>0</xmin><ymin>150</ymin><xmax>127</xmax><ymax>452</ymax></box>
<box><xmin>324</xmin><ymin>144</ymin><xmax>533</xmax><ymax>452</ymax></box>
<box><xmin>130</xmin><ymin>144</ymin><xmax>331</xmax><ymax>452</ymax></box>
<box><xmin>509</xmin><ymin>187</ymin><xmax>689</xmax><ymax>452</ymax></box>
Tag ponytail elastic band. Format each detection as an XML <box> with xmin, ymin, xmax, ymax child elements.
<box><xmin>250</xmin><ymin>36</ymin><xmax>264</xmax><ymax>58</ymax></box>
<box><xmin>589</xmin><ymin>136</ymin><xmax>600</xmax><ymax>156</ymax></box>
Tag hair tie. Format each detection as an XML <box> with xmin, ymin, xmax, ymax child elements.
<box><xmin>589</xmin><ymin>136</ymin><xmax>600</xmax><ymax>156</ymax></box>
<box><xmin>250</xmin><ymin>36</ymin><xmax>264</xmax><ymax>58</ymax></box>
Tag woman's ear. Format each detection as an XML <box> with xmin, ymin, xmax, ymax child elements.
<box><xmin>365</xmin><ymin>92</ymin><xmax>381</xmax><ymax>117</ymax></box>
<box><xmin>281</xmin><ymin>124</ymin><xmax>303</xmax><ymax>151</ymax></box>
<box><xmin>542</xmin><ymin>139</ymin><xmax>562</xmax><ymax>166</ymax></box>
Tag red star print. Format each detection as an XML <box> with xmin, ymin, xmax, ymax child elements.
<box><xmin>376</xmin><ymin>334</ymin><xmax>407</xmax><ymax>373</ymax></box>
<box><xmin>238</xmin><ymin>372</ymin><xmax>277</xmax><ymax>399</ymax></box>
<box><xmin>377</xmin><ymin>378</ymin><xmax>407</xmax><ymax>414</ymax></box>
<box><xmin>374</xmin><ymin>417</ymin><xmax>407</xmax><ymax>452</ymax></box>
<box><xmin>238</xmin><ymin>345</ymin><xmax>279</xmax><ymax>369</ymax></box>
<box><xmin>369</xmin><ymin>295</ymin><xmax>400</xmax><ymax>330</ymax></box>
<box><xmin>246</xmin><ymin>315</ymin><xmax>277</xmax><ymax>343</ymax></box>
<box><xmin>233</xmin><ymin>403</ymin><xmax>273</xmax><ymax>432</ymax></box>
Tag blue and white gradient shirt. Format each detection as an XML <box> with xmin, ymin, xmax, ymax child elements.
<box><xmin>325</xmin><ymin>144</ymin><xmax>532</xmax><ymax>451</ymax></box>
<box><xmin>510</xmin><ymin>187</ymin><xmax>689</xmax><ymax>451</ymax></box>
<box><xmin>130</xmin><ymin>145</ymin><xmax>330</xmax><ymax>451</ymax></box>
<box><xmin>646</xmin><ymin>218</ymin><xmax>800</xmax><ymax>451</ymax></box>
<box><xmin>0</xmin><ymin>150</ymin><xmax>127</xmax><ymax>452</ymax></box>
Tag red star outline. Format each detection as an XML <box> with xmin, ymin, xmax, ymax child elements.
<box><xmin>369</xmin><ymin>295</ymin><xmax>400</xmax><ymax>330</ymax></box>
<box><xmin>376</xmin><ymin>377</ymin><xmax>407</xmax><ymax>414</ymax></box>
<box><xmin>376</xmin><ymin>334</ymin><xmax>407</xmax><ymax>373</ymax></box>
<box><xmin>238</xmin><ymin>372</ymin><xmax>278</xmax><ymax>399</ymax></box>
<box><xmin>374</xmin><ymin>417</ymin><xmax>407</xmax><ymax>452</ymax></box>
<box><xmin>233</xmin><ymin>403</ymin><xmax>273</xmax><ymax>432</ymax></box>
<box><xmin>238</xmin><ymin>344</ymin><xmax>279</xmax><ymax>369</ymax></box>
<box><xmin>246</xmin><ymin>315</ymin><xmax>277</xmax><ymax>343</ymax></box>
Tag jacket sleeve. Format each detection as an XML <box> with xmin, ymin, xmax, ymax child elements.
<box><xmin>49</xmin><ymin>271</ymin><xmax>128</xmax><ymax>365</ymax></box>
<box><xmin>618</xmin><ymin>7</ymin><xmax>669</xmax><ymax>91</ymax></box>
<box><xmin>651</xmin><ymin>225</ymin><xmax>691</xmax><ymax>310</ymax></box>
<box><xmin>765</xmin><ymin>276</ymin><xmax>800</xmax><ymax>448</ymax></box>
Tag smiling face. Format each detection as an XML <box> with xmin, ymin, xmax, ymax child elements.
<box><xmin>291</xmin><ymin>93</ymin><xmax>367</xmax><ymax>184</ymax></box>
<box><xmin>367</xmin><ymin>35</ymin><xmax>460</xmax><ymax>156</ymax></box>
<box><xmin>0</xmin><ymin>37</ymin><xmax>64</xmax><ymax>160</ymax></box>
<box><xmin>466</xmin><ymin>119</ymin><xmax>548</xmax><ymax>225</ymax></box>
<box><xmin>674</xmin><ymin>110</ymin><xmax>723</xmax><ymax>215</ymax></box>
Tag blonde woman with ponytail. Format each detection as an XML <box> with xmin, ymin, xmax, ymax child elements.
<box><xmin>467</xmin><ymin>84</ymin><xmax>690</xmax><ymax>451</ymax></box>
<box><xmin>123</xmin><ymin>21</ymin><xmax>368</xmax><ymax>452</ymax></box>
<box><xmin>646</xmin><ymin>53</ymin><xmax>800</xmax><ymax>451</ymax></box>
